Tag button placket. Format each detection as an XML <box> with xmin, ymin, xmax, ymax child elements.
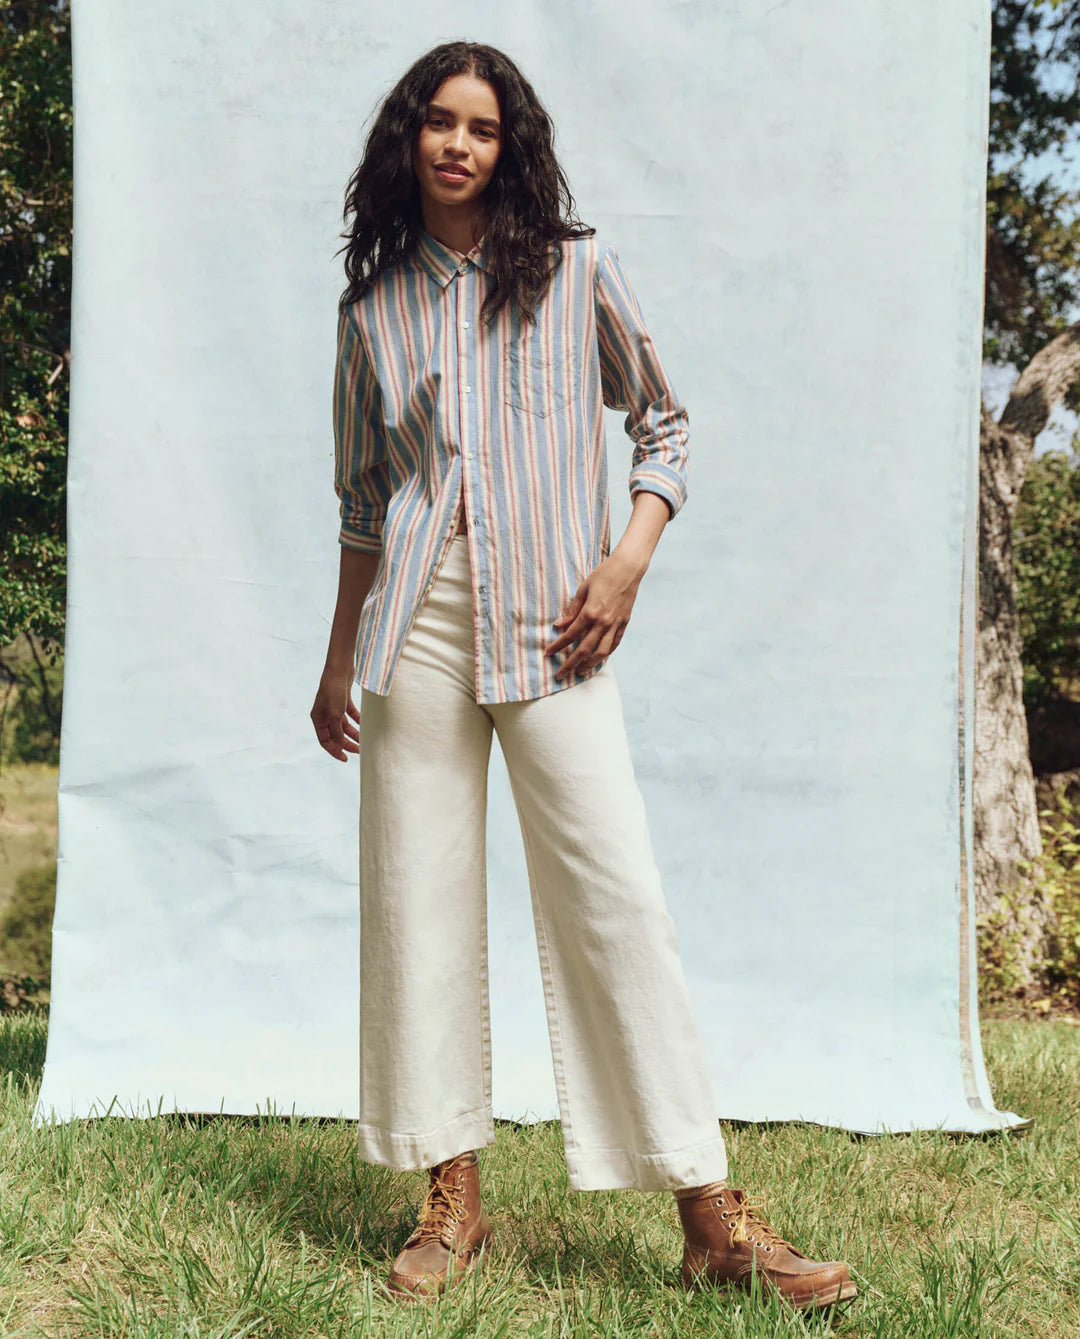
<box><xmin>458</xmin><ymin>267</ymin><xmax>489</xmax><ymax>618</ymax></box>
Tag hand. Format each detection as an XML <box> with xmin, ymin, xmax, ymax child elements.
<box><xmin>544</xmin><ymin>550</ymin><xmax>644</xmax><ymax>680</ymax></box>
<box><xmin>311</xmin><ymin>668</ymin><xmax>361</xmax><ymax>761</ymax></box>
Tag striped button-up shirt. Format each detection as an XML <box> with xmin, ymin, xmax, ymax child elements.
<box><xmin>332</xmin><ymin>227</ymin><xmax>689</xmax><ymax>704</ymax></box>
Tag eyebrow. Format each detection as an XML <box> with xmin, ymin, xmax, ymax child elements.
<box><xmin>427</xmin><ymin>102</ymin><xmax>501</xmax><ymax>131</ymax></box>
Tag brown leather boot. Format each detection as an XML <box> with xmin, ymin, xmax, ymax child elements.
<box><xmin>386</xmin><ymin>1149</ymin><xmax>494</xmax><ymax>1302</ymax></box>
<box><xmin>674</xmin><ymin>1181</ymin><xmax>857</xmax><ymax>1311</ymax></box>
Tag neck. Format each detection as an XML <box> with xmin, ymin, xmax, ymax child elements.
<box><xmin>421</xmin><ymin>204</ymin><xmax>487</xmax><ymax>257</ymax></box>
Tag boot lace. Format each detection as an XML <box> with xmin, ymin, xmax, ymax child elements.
<box><xmin>406</xmin><ymin>1165</ymin><xmax>467</xmax><ymax>1247</ymax></box>
<box><xmin>720</xmin><ymin>1192</ymin><xmax>792</xmax><ymax>1254</ymax></box>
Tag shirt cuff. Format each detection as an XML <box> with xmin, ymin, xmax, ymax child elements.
<box><xmin>338</xmin><ymin>524</ymin><xmax>383</xmax><ymax>554</ymax></box>
<box><xmin>628</xmin><ymin>463</ymin><xmax>687</xmax><ymax>520</ymax></box>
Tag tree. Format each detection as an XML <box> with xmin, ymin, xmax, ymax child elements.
<box><xmin>0</xmin><ymin>0</ymin><xmax>70</xmax><ymax>760</ymax></box>
<box><xmin>978</xmin><ymin>0</ymin><xmax>1080</xmax><ymax>987</ymax></box>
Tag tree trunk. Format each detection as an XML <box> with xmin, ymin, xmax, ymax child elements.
<box><xmin>974</xmin><ymin>326</ymin><xmax>1080</xmax><ymax>989</ymax></box>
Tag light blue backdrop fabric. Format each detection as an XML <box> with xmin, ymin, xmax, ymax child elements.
<box><xmin>35</xmin><ymin>0</ymin><xmax>1027</xmax><ymax>1140</ymax></box>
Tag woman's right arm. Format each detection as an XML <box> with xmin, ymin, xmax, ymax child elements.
<box><xmin>311</xmin><ymin>546</ymin><xmax>381</xmax><ymax>761</ymax></box>
<box><xmin>315</xmin><ymin>305</ymin><xmax>391</xmax><ymax>760</ymax></box>
<box><xmin>324</xmin><ymin>546</ymin><xmax>380</xmax><ymax>679</ymax></box>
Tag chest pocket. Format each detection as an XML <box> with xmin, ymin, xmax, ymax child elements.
<box><xmin>504</xmin><ymin>334</ymin><xmax>581</xmax><ymax>419</ymax></box>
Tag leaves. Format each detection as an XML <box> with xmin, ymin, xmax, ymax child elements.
<box><xmin>0</xmin><ymin>1</ymin><xmax>71</xmax><ymax>652</ymax></box>
<box><xmin>1015</xmin><ymin>448</ymin><xmax>1080</xmax><ymax>706</ymax></box>
<box><xmin>987</xmin><ymin>2</ymin><xmax>1080</xmax><ymax>405</ymax></box>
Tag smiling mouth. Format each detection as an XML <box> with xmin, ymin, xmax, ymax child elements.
<box><xmin>435</xmin><ymin>165</ymin><xmax>470</xmax><ymax>178</ymax></box>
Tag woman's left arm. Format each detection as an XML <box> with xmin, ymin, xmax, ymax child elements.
<box><xmin>545</xmin><ymin>245</ymin><xmax>689</xmax><ymax>678</ymax></box>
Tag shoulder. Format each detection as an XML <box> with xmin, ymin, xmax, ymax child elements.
<box><xmin>340</xmin><ymin>261</ymin><xmax>408</xmax><ymax>356</ymax></box>
<box><xmin>555</xmin><ymin>232</ymin><xmax>617</xmax><ymax>288</ymax></box>
<box><xmin>337</xmin><ymin>289</ymin><xmax>383</xmax><ymax>371</ymax></box>
<box><xmin>352</xmin><ymin>266</ymin><xmax>394</xmax><ymax>321</ymax></box>
<box><xmin>350</xmin><ymin>250</ymin><xmax>420</xmax><ymax>325</ymax></box>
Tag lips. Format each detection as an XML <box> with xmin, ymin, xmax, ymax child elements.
<box><xmin>435</xmin><ymin>164</ymin><xmax>470</xmax><ymax>178</ymax></box>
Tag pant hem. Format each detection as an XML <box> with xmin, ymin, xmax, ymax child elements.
<box><xmin>562</xmin><ymin>1130</ymin><xmax>729</xmax><ymax>1192</ymax></box>
<box><xmin>356</xmin><ymin>1104</ymin><xmax>496</xmax><ymax>1172</ymax></box>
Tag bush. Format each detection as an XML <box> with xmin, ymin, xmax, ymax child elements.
<box><xmin>1033</xmin><ymin>788</ymin><xmax>1080</xmax><ymax>1002</ymax></box>
<box><xmin>976</xmin><ymin>883</ymin><xmax>1042</xmax><ymax>1006</ymax></box>
<box><xmin>1015</xmin><ymin>449</ymin><xmax>1080</xmax><ymax>708</ymax></box>
<box><xmin>977</xmin><ymin>783</ymin><xmax>1080</xmax><ymax>1011</ymax></box>
<box><xmin>0</xmin><ymin>860</ymin><xmax>56</xmax><ymax>981</ymax></box>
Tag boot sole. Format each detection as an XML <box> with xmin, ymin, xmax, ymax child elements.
<box><xmin>683</xmin><ymin>1262</ymin><xmax>859</xmax><ymax>1311</ymax></box>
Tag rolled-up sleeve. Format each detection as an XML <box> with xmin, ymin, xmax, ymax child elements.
<box><xmin>333</xmin><ymin>305</ymin><xmax>393</xmax><ymax>553</ymax></box>
<box><xmin>593</xmin><ymin>243</ymin><xmax>689</xmax><ymax>522</ymax></box>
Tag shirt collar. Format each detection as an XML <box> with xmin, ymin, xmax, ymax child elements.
<box><xmin>411</xmin><ymin>227</ymin><xmax>493</xmax><ymax>287</ymax></box>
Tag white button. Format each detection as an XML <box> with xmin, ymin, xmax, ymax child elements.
<box><xmin>463</xmin><ymin>321</ymin><xmax>470</xmax><ymax>328</ymax></box>
<box><xmin>464</xmin><ymin>385</ymin><xmax>472</xmax><ymax>393</ymax></box>
<box><xmin>463</xmin><ymin>450</ymin><xmax>471</xmax><ymax>459</ymax></box>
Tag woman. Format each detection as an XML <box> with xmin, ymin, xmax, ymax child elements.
<box><xmin>310</xmin><ymin>40</ymin><xmax>857</xmax><ymax>1315</ymax></box>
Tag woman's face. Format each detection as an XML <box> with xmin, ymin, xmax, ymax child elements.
<box><xmin>413</xmin><ymin>74</ymin><xmax>503</xmax><ymax>212</ymax></box>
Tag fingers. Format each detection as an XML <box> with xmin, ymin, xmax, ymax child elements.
<box><xmin>554</xmin><ymin>620</ymin><xmax>619</xmax><ymax>680</ymax></box>
<box><xmin>547</xmin><ymin>609</ymin><xmax>583</xmax><ymax>655</ymax></box>
<box><xmin>316</xmin><ymin>729</ymin><xmax>359</xmax><ymax>762</ymax></box>
<box><xmin>546</xmin><ymin>615</ymin><xmax>582</xmax><ymax>673</ymax></box>
<box><xmin>315</xmin><ymin>722</ymin><xmax>349</xmax><ymax>760</ymax></box>
<box><xmin>546</xmin><ymin>603</ymin><xmax>601</xmax><ymax>658</ymax></box>
<box><xmin>312</xmin><ymin>695</ymin><xmax>361</xmax><ymax>762</ymax></box>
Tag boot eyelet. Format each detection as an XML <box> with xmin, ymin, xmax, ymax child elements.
<box><xmin>720</xmin><ymin>1210</ymin><xmax>729</xmax><ymax>1218</ymax></box>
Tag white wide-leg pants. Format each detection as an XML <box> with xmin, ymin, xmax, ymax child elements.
<box><xmin>356</xmin><ymin>534</ymin><xmax>728</xmax><ymax>1191</ymax></box>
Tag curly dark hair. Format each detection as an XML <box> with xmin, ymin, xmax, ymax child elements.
<box><xmin>335</xmin><ymin>41</ymin><xmax>595</xmax><ymax>328</ymax></box>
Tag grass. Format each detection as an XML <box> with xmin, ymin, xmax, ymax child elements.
<box><xmin>1</xmin><ymin>760</ymin><xmax>1078</xmax><ymax>1332</ymax></box>
<box><xmin>0</xmin><ymin>1012</ymin><xmax>1076</xmax><ymax>1337</ymax></box>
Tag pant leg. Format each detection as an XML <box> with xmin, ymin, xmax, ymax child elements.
<box><xmin>356</xmin><ymin>536</ymin><xmax>496</xmax><ymax>1170</ymax></box>
<box><xmin>488</xmin><ymin>664</ymin><xmax>728</xmax><ymax>1192</ymax></box>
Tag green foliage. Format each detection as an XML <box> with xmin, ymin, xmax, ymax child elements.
<box><xmin>0</xmin><ymin>858</ymin><xmax>55</xmax><ymax>980</ymax></box>
<box><xmin>976</xmin><ymin>882</ymin><xmax>1044</xmax><ymax>1006</ymax></box>
<box><xmin>1029</xmin><ymin>789</ymin><xmax>1080</xmax><ymax>1000</ymax></box>
<box><xmin>0</xmin><ymin>2</ymin><xmax>71</xmax><ymax>651</ymax></box>
<box><xmin>978</xmin><ymin>787</ymin><xmax>1080</xmax><ymax>1009</ymax></box>
<box><xmin>1014</xmin><ymin>447</ymin><xmax>1080</xmax><ymax>706</ymax></box>
<box><xmin>987</xmin><ymin>3</ymin><xmax>1080</xmax><ymax>401</ymax></box>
